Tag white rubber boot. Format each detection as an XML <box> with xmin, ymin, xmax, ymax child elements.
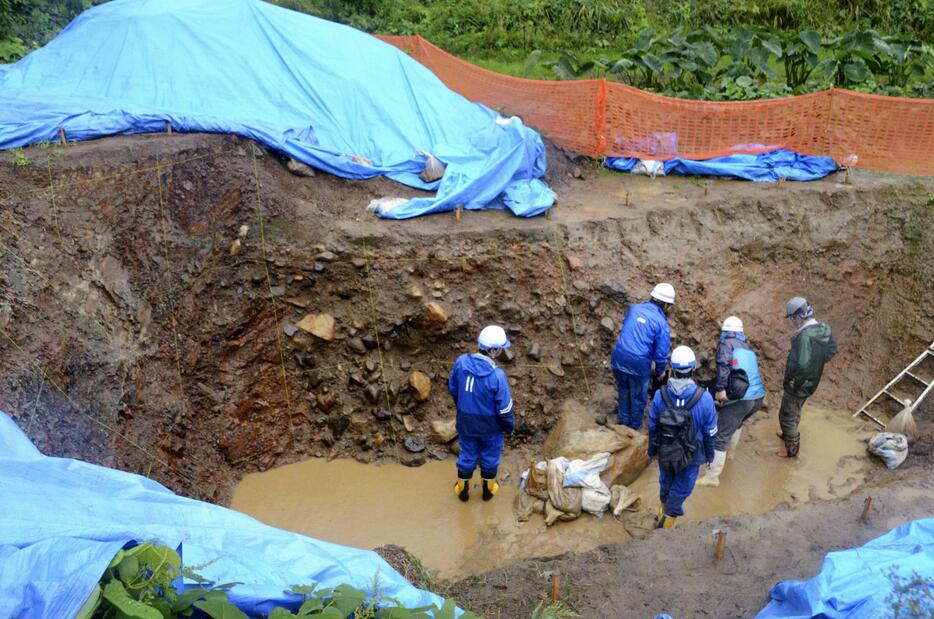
<box><xmin>728</xmin><ymin>428</ymin><xmax>743</xmax><ymax>458</ymax></box>
<box><xmin>697</xmin><ymin>450</ymin><xmax>727</xmax><ymax>487</ymax></box>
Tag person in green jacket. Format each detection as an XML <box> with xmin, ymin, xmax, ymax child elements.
<box><xmin>777</xmin><ymin>297</ymin><xmax>838</xmax><ymax>457</ymax></box>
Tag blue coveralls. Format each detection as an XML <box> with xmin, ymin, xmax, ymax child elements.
<box><xmin>610</xmin><ymin>301</ymin><xmax>671</xmax><ymax>429</ymax></box>
<box><xmin>648</xmin><ymin>380</ymin><xmax>718</xmax><ymax>517</ymax></box>
<box><xmin>448</xmin><ymin>353</ymin><xmax>515</xmax><ymax>479</ymax></box>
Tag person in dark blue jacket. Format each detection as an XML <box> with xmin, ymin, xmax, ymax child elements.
<box><xmin>448</xmin><ymin>325</ymin><xmax>515</xmax><ymax>502</ymax></box>
<box><xmin>648</xmin><ymin>345</ymin><xmax>717</xmax><ymax>528</ymax></box>
<box><xmin>610</xmin><ymin>283</ymin><xmax>675</xmax><ymax>429</ymax></box>
<box><xmin>698</xmin><ymin>315</ymin><xmax>766</xmax><ymax>487</ymax></box>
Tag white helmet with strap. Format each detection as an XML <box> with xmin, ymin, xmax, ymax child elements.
<box><xmin>650</xmin><ymin>282</ymin><xmax>675</xmax><ymax>304</ymax></box>
<box><xmin>722</xmin><ymin>315</ymin><xmax>744</xmax><ymax>333</ymax></box>
<box><xmin>670</xmin><ymin>345</ymin><xmax>696</xmax><ymax>371</ymax></box>
<box><xmin>478</xmin><ymin>325</ymin><xmax>510</xmax><ymax>351</ymax></box>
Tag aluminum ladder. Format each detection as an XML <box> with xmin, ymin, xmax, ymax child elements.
<box><xmin>853</xmin><ymin>341</ymin><xmax>934</xmax><ymax>427</ymax></box>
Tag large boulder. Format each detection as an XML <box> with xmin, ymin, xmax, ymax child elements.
<box><xmin>541</xmin><ymin>399</ymin><xmax>649</xmax><ymax>487</ymax></box>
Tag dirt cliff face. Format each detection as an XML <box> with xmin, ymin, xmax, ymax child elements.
<box><xmin>1</xmin><ymin>133</ymin><xmax>931</xmax><ymax>502</ymax></box>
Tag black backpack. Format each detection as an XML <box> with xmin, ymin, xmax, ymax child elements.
<box><xmin>656</xmin><ymin>387</ymin><xmax>705</xmax><ymax>475</ymax></box>
<box><xmin>726</xmin><ymin>368</ymin><xmax>749</xmax><ymax>401</ymax></box>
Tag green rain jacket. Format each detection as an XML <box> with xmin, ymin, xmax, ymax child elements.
<box><xmin>783</xmin><ymin>321</ymin><xmax>838</xmax><ymax>398</ymax></box>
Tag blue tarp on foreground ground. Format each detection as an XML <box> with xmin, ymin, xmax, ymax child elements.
<box><xmin>0</xmin><ymin>0</ymin><xmax>553</xmax><ymax>219</ymax></box>
<box><xmin>606</xmin><ymin>149</ymin><xmax>839</xmax><ymax>182</ymax></box>
<box><xmin>0</xmin><ymin>411</ymin><xmax>450</xmax><ymax>618</ymax></box>
<box><xmin>757</xmin><ymin>519</ymin><xmax>934</xmax><ymax>618</ymax></box>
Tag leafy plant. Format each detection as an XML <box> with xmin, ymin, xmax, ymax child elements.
<box><xmin>0</xmin><ymin>34</ymin><xmax>26</xmax><ymax>61</ymax></box>
<box><xmin>722</xmin><ymin>27</ymin><xmax>779</xmax><ymax>82</ymax></box>
<box><xmin>530</xmin><ymin>600</ymin><xmax>580</xmax><ymax>619</ymax></box>
<box><xmin>871</xmin><ymin>38</ymin><xmax>932</xmax><ymax>88</ymax></box>
<box><xmin>820</xmin><ymin>30</ymin><xmax>886</xmax><ymax>87</ymax></box>
<box><xmin>609</xmin><ymin>29</ymin><xmax>663</xmax><ymax>87</ymax></box>
<box><xmin>885</xmin><ymin>567</ymin><xmax>934</xmax><ymax>618</ymax></box>
<box><xmin>78</xmin><ymin>542</ymin><xmax>477</xmax><ymax>619</ymax></box>
<box><xmin>775</xmin><ymin>29</ymin><xmax>823</xmax><ymax>89</ymax></box>
<box><xmin>10</xmin><ymin>148</ymin><xmax>28</xmax><ymax>167</ymax></box>
<box><xmin>544</xmin><ymin>49</ymin><xmax>605</xmax><ymax>79</ymax></box>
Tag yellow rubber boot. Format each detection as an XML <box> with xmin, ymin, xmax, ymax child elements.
<box><xmin>481</xmin><ymin>478</ymin><xmax>499</xmax><ymax>501</ymax></box>
<box><xmin>656</xmin><ymin>514</ymin><xmax>677</xmax><ymax>529</ymax></box>
<box><xmin>454</xmin><ymin>479</ymin><xmax>470</xmax><ymax>502</ymax></box>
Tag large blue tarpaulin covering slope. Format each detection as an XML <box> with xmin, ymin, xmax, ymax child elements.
<box><xmin>0</xmin><ymin>0</ymin><xmax>553</xmax><ymax>219</ymax></box>
<box><xmin>0</xmin><ymin>411</ymin><xmax>450</xmax><ymax>618</ymax></box>
<box><xmin>757</xmin><ymin>519</ymin><xmax>934</xmax><ymax>618</ymax></box>
<box><xmin>606</xmin><ymin>149</ymin><xmax>838</xmax><ymax>182</ymax></box>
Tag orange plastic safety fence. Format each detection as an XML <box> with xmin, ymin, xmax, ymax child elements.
<box><xmin>377</xmin><ymin>34</ymin><xmax>934</xmax><ymax>176</ymax></box>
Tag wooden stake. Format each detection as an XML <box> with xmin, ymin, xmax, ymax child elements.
<box><xmin>455</xmin><ymin>203</ymin><xmax>462</xmax><ymax>222</ymax></box>
<box><xmin>861</xmin><ymin>496</ymin><xmax>873</xmax><ymax>522</ymax></box>
<box><xmin>57</xmin><ymin>127</ymin><xmax>67</xmax><ymax>145</ymax></box>
<box><xmin>714</xmin><ymin>530</ymin><xmax>727</xmax><ymax>561</ymax></box>
<box><xmin>624</xmin><ymin>191</ymin><xmax>631</xmax><ymax>207</ymax></box>
<box><xmin>778</xmin><ymin>176</ymin><xmax>786</xmax><ymax>188</ymax></box>
<box><xmin>844</xmin><ymin>168</ymin><xmax>851</xmax><ymax>184</ymax></box>
<box><xmin>704</xmin><ymin>182</ymin><xmax>710</xmax><ymax>196</ymax></box>
<box><xmin>550</xmin><ymin>572</ymin><xmax>561</xmax><ymax>603</ymax></box>
<box><xmin>166</xmin><ymin>120</ymin><xmax>173</xmax><ymax>135</ymax></box>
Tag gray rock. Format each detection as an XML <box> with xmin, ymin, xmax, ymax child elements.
<box><xmin>601</xmin><ymin>316</ymin><xmax>615</xmax><ymax>333</ymax></box>
<box><xmin>572</xmin><ymin>279</ymin><xmax>590</xmax><ymax>291</ymax></box>
<box><xmin>599</xmin><ymin>280</ymin><xmax>630</xmax><ymax>305</ymax></box>
<box><xmin>269</xmin><ymin>285</ymin><xmax>285</xmax><ymax>297</ymax></box>
<box><xmin>316</xmin><ymin>251</ymin><xmax>337</xmax><ymax>262</ymax></box>
<box><xmin>283</xmin><ymin>323</ymin><xmax>298</xmax><ymax>337</ymax></box>
<box><xmin>286</xmin><ymin>158</ymin><xmax>316</xmax><ymax>177</ymax></box>
<box><xmin>404</xmin><ymin>436</ymin><xmax>426</xmax><ymax>453</ymax></box>
<box><xmin>351</xmin><ymin>258</ymin><xmax>367</xmax><ymax>269</ymax></box>
<box><xmin>502</xmin><ymin>347</ymin><xmax>516</xmax><ymax>363</ymax></box>
<box><xmin>365</xmin><ymin>384</ymin><xmax>381</xmax><ymax>404</ymax></box>
<box><xmin>347</xmin><ymin>337</ymin><xmax>367</xmax><ymax>354</ymax></box>
<box><xmin>362</xmin><ymin>334</ymin><xmax>378</xmax><ymax>349</ymax></box>
<box><xmin>528</xmin><ymin>342</ymin><xmax>541</xmax><ymax>362</ymax></box>
<box><xmin>373</xmin><ymin>409</ymin><xmax>391</xmax><ymax>421</ymax></box>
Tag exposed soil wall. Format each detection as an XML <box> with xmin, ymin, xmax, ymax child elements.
<box><xmin>0</xmin><ymin>133</ymin><xmax>931</xmax><ymax>507</ymax></box>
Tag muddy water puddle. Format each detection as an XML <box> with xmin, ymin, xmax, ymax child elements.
<box><xmin>231</xmin><ymin>406</ymin><xmax>875</xmax><ymax>580</ymax></box>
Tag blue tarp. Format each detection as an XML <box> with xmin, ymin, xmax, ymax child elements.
<box><xmin>0</xmin><ymin>411</ymin><xmax>449</xmax><ymax>618</ymax></box>
<box><xmin>0</xmin><ymin>0</ymin><xmax>553</xmax><ymax>219</ymax></box>
<box><xmin>757</xmin><ymin>519</ymin><xmax>934</xmax><ymax>618</ymax></box>
<box><xmin>606</xmin><ymin>149</ymin><xmax>838</xmax><ymax>182</ymax></box>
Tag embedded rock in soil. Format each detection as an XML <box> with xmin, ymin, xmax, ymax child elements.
<box><xmin>409</xmin><ymin>371</ymin><xmax>432</xmax><ymax>401</ymax></box>
<box><xmin>297</xmin><ymin>313</ymin><xmax>336</xmax><ymax>341</ymax></box>
<box><xmin>542</xmin><ymin>400</ymin><xmax>649</xmax><ymax>487</ymax></box>
<box><xmin>404</xmin><ymin>436</ymin><xmax>426</xmax><ymax>453</ymax></box>
<box><xmin>286</xmin><ymin>158</ymin><xmax>316</xmax><ymax>177</ymax></box>
<box><xmin>528</xmin><ymin>343</ymin><xmax>541</xmax><ymax>362</ymax></box>
<box><xmin>422</xmin><ymin>302</ymin><xmax>449</xmax><ymax>326</ymax></box>
<box><xmin>601</xmin><ymin>317</ymin><xmax>615</xmax><ymax>333</ymax></box>
<box><xmin>431</xmin><ymin>418</ymin><xmax>458</xmax><ymax>443</ymax></box>
<box><xmin>347</xmin><ymin>337</ymin><xmax>367</xmax><ymax>354</ymax></box>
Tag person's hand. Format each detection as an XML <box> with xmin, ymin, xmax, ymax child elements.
<box><xmin>715</xmin><ymin>390</ymin><xmax>728</xmax><ymax>403</ymax></box>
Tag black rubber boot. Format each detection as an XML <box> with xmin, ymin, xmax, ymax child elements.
<box><xmin>481</xmin><ymin>478</ymin><xmax>499</xmax><ymax>501</ymax></box>
<box><xmin>454</xmin><ymin>479</ymin><xmax>470</xmax><ymax>502</ymax></box>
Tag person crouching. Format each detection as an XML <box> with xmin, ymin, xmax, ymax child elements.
<box><xmin>648</xmin><ymin>345</ymin><xmax>717</xmax><ymax>528</ymax></box>
<box><xmin>448</xmin><ymin>325</ymin><xmax>515</xmax><ymax>502</ymax></box>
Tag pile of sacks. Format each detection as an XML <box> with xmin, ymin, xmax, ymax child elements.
<box><xmin>516</xmin><ymin>400</ymin><xmax>650</xmax><ymax>525</ymax></box>
<box><xmin>867</xmin><ymin>400</ymin><xmax>918</xmax><ymax>470</ymax></box>
<box><xmin>518</xmin><ymin>453</ymin><xmax>642</xmax><ymax>525</ymax></box>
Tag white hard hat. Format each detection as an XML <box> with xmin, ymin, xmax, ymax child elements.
<box><xmin>650</xmin><ymin>283</ymin><xmax>675</xmax><ymax>304</ymax></box>
<box><xmin>478</xmin><ymin>325</ymin><xmax>510</xmax><ymax>350</ymax></box>
<box><xmin>722</xmin><ymin>315</ymin><xmax>744</xmax><ymax>333</ymax></box>
<box><xmin>670</xmin><ymin>345</ymin><xmax>696</xmax><ymax>371</ymax></box>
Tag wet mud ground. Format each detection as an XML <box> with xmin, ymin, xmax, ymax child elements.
<box><xmin>0</xmin><ymin>133</ymin><xmax>932</xmax><ymax>617</ymax></box>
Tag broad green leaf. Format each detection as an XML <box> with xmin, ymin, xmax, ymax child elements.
<box><xmin>761</xmin><ymin>37</ymin><xmax>783</xmax><ymax>58</ymax></box>
<box><xmin>693</xmin><ymin>42</ymin><xmax>718</xmax><ymax>67</ymax></box>
<box><xmin>804</xmin><ymin>51</ymin><xmax>819</xmax><ymax>67</ymax></box>
<box><xmin>434</xmin><ymin>599</ymin><xmax>457</xmax><ymax>619</ymax></box>
<box><xmin>101</xmin><ymin>580</ymin><xmax>163</xmax><ymax>619</ymax></box>
<box><xmin>75</xmin><ymin>584</ymin><xmax>102</xmax><ymax>619</ymax></box>
<box><xmin>330</xmin><ymin>584</ymin><xmax>367</xmax><ymax>615</ymax></box>
<box><xmin>736</xmin><ymin>75</ymin><xmax>754</xmax><ymax>88</ymax></box>
<box><xmin>799</xmin><ymin>30</ymin><xmax>822</xmax><ymax>54</ymax></box>
<box><xmin>268</xmin><ymin>608</ymin><xmax>297</xmax><ymax>619</ymax></box>
<box><xmin>117</xmin><ymin>555</ymin><xmax>140</xmax><ymax>583</ymax></box>
<box><xmin>642</xmin><ymin>53</ymin><xmax>663</xmax><ymax>74</ymax></box>
<box><xmin>108</xmin><ymin>550</ymin><xmax>126</xmax><ymax>570</ymax></box>
<box><xmin>609</xmin><ymin>58</ymin><xmax>634</xmax><ymax>74</ymax></box>
<box><xmin>287</xmin><ymin>584</ymin><xmax>318</xmax><ymax>596</ymax></box>
<box><xmin>172</xmin><ymin>587</ymin><xmax>229</xmax><ymax>611</ymax></box>
<box><xmin>844</xmin><ymin>59</ymin><xmax>870</xmax><ymax>83</ymax></box>
<box><xmin>749</xmin><ymin>48</ymin><xmax>776</xmax><ymax>78</ymax></box>
<box><xmin>634</xmin><ymin>29</ymin><xmax>656</xmax><ymax>51</ymax></box>
<box><xmin>193</xmin><ymin>597</ymin><xmax>248</xmax><ymax>619</ymax></box>
<box><xmin>297</xmin><ymin>595</ymin><xmax>325</xmax><ymax>614</ymax></box>
<box><xmin>316</xmin><ymin>608</ymin><xmax>345</xmax><ymax>619</ymax></box>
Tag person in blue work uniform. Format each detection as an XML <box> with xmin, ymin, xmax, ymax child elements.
<box><xmin>448</xmin><ymin>325</ymin><xmax>515</xmax><ymax>502</ymax></box>
<box><xmin>610</xmin><ymin>282</ymin><xmax>675</xmax><ymax>429</ymax></box>
<box><xmin>648</xmin><ymin>345</ymin><xmax>717</xmax><ymax>529</ymax></box>
<box><xmin>697</xmin><ymin>315</ymin><xmax>766</xmax><ymax>487</ymax></box>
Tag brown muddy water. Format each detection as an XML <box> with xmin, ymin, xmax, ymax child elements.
<box><xmin>230</xmin><ymin>405</ymin><xmax>876</xmax><ymax>580</ymax></box>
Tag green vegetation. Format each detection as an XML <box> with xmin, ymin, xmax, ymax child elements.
<box><xmin>9</xmin><ymin>147</ymin><xmax>28</xmax><ymax>167</ymax></box>
<box><xmin>885</xmin><ymin>568</ymin><xmax>934</xmax><ymax>618</ymax></box>
<box><xmin>2</xmin><ymin>0</ymin><xmax>931</xmax><ymax>100</ymax></box>
<box><xmin>80</xmin><ymin>542</ymin><xmax>478</xmax><ymax>619</ymax></box>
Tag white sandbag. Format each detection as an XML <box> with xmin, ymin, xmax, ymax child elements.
<box><xmin>546</xmin><ymin>458</ymin><xmax>582</xmax><ymax>517</ymax></box>
<box><xmin>610</xmin><ymin>485</ymin><xmax>641</xmax><ymax>517</ymax></box>
<box><xmin>632</xmin><ymin>160</ymin><xmax>665</xmax><ymax>178</ymax></box>
<box><xmin>366</xmin><ymin>197</ymin><xmax>409</xmax><ymax>216</ymax></box>
<box><xmin>581</xmin><ymin>486</ymin><xmax>612</xmax><ymax>515</ymax></box>
<box><xmin>416</xmin><ymin>149</ymin><xmax>446</xmax><ymax>183</ymax></box>
<box><xmin>563</xmin><ymin>452</ymin><xmax>610</xmax><ymax>488</ymax></box>
<box><xmin>867</xmin><ymin>432</ymin><xmax>909</xmax><ymax>470</ymax></box>
<box><xmin>522</xmin><ymin>460</ymin><xmax>550</xmax><ymax>501</ymax></box>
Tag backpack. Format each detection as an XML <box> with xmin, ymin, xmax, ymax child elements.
<box><xmin>657</xmin><ymin>387</ymin><xmax>705</xmax><ymax>475</ymax></box>
<box><xmin>726</xmin><ymin>368</ymin><xmax>749</xmax><ymax>400</ymax></box>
